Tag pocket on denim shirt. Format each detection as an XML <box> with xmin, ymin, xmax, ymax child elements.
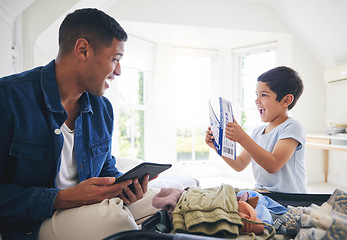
<box><xmin>9</xmin><ymin>138</ymin><xmax>55</xmax><ymax>186</ymax></box>
<box><xmin>90</xmin><ymin>138</ymin><xmax>112</xmax><ymax>158</ymax></box>
<box><xmin>90</xmin><ymin>138</ymin><xmax>112</xmax><ymax>172</ymax></box>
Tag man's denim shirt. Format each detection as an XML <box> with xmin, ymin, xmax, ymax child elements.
<box><xmin>0</xmin><ymin>60</ymin><xmax>122</xmax><ymax>240</ymax></box>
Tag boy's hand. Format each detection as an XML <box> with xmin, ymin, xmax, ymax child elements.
<box><xmin>225</xmin><ymin>118</ymin><xmax>247</xmax><ymax>144</ymax></box>
<box><xmin>205</xmin><ymin>127</ymin><xmax>216</xmax><ymax>150</ymax></box>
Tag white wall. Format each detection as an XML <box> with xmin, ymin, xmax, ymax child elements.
<box><xmin>21</xmin><ymin>0</ymin><xmax>79</xmax><ymax>70</ymax></box>
<box><xmin>107</xmin><ymin>0</ymin><xmax>330</xmax><ymax>184</ymax></box>
<box><xmin>108</xmin><ymin>0</ymin><xmax>326</xmax><ymax>131</ymax></box>
<box><xmin>0</xmin><ymin>17</ymin><xmax>13</xmax><ymax>77</ymax></box>
<box><xmin>325</xmin><ymin>83</ymin><xmax>347</xmax><ymax>187</ymax></box>
<box><xmin>1</xmin><ymin>0</ymin><xmax>345</xmax><ymax>191</ymax></box>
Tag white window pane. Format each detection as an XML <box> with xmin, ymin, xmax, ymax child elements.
<box><xmin>240</xmin><ymin>49</ymin><xmax>276</xmax><ymax>132</ymax></box>
<box><xmin>117</xmin><ymin>109</ymin><xmax>145</xmax><ymax>159</ymax></box>
<box><xmin>105</xmin><ymin>67</ymin><xmax>146</xmax><ymax>159</ymax></box>
<box><xmin>173</xmin><ymin>55</ymin><xmax>212</xmax><ymax>162</ymax></box>
<box><xmin>116</xmin><ymin>69</ymin><xmax>144</xmax><ymax>105</ymax></box>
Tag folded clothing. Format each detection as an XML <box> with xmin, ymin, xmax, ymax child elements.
<box><xmin>238</xmin><ymin>201</ymin><xmax>264</xmax><ymax>234</ymax></box>
<box><xmin>327</xmin><ymin>188</ymin><xmax>347</xmax><ymax>215</ymax></box>
<box><xmin>322</xmin><ymin>211</ymin><xmax>347</xmax><ymax>240</ymax></box>
<box><xmin>171</xmin><ymin>184</ymin><xmax>243</xmax><ymax>238</ymax></box>
<box><xmin>152</xmin><ymin>188</ymin><xmax>184</xmax><ymax>219</ymax></box>
<box><xmin>288</xmin><ymin>189</ymin><xmax>347</xmax><ymax>240</ymax></box>
<box><xmin>237</xmin><ymin>190</ymin><xmax>287</xmax><ymax>226</ymax></box>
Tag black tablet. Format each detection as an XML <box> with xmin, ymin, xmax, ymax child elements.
<box><xmin>116</xmin><ymin>162</ymin><xmax>172</xmax><ymax>184</ymax></box>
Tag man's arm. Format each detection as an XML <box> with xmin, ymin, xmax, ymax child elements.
<box><xmin>0</xmin><ymin>95</ymin><xmax>59</xmax><ymax>221</ymax></box>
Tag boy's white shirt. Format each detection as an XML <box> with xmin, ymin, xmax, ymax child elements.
<box><xmin>251</xmin><ymin>117</ymin><xmax>307</xmax><ymax>193</ymax></box>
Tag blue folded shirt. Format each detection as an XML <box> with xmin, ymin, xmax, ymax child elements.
<box><xmin>237</xmin><ymin>190</ymin><xmax>287</xmax><ymax>225</ymax></box>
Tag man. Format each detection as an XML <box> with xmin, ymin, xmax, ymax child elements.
<box><xmin>0</xmin><ymin>8</ymin><xmax>159</xmax><ymax>240</ymax></box>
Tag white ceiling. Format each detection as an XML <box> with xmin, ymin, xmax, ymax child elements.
<box><xmin>269</xmin><ymin>0</ymin><xmax>347</xmax><ymax>66</ymax></box>
<box><xmin>1</xmin><ymin>0</ymin><xmax>347</xmax><ymax>67</ymax></box>
<box><xmin>119</xmin><ymin>21</ymin><xmax>288</xmax><ymax>49</ymax></box>
<box><xmin>0</xmin><ymin>0</ymin><xmax>35</xmax><ymax>23</ymax></box>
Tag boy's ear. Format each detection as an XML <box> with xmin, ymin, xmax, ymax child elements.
<box><xmin>281</xmin><ymin>94</ymin><xmax>294</xmax><ymax>107</ymax></box>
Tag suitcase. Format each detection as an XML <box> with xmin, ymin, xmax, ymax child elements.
<box><xmin>103</xmin><ymin>192</ymin><xmax>334</xmax><ymax>240</ymax></box>
<box><xmin>103</xmin><ymin>210</ymin><xmax>226</xmax><ymax>240</ymax></box>
<box><xmin>103</xmin><ymin>230</ymin><xmax>228</xmax><ymax>240</ymax></box>
<box><xmin>261</xmin><ymin>191</ymin><xmax>331</xmax><ymax>207</ymax></box>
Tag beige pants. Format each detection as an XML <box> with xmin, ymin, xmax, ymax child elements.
<box><xmin>37</xmin><ymin>188</ymin><xmax>161</xmax><ymax>240</ymax></box>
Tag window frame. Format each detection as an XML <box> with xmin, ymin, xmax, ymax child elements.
<box><xmin>232</xmin><ymin>42</ymin><xmax>278</xmax><ymax>134</ymax></box>
<box><xmin>105</xmin><ymin>36</ymin><xmax>155</xmax><ymax>160</ymax></box>
<box><xmin>172</xmin><ymin>47</ymin><xmax>218</xmax><ymax>163</ymax></box>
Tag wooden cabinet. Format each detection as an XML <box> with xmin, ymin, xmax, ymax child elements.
<box><xmin>306</xmin><ymin>134</ymin><xmax>347</xmax><ymax>182</ymax></box>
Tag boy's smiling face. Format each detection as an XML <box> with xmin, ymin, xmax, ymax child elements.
<box><xmin>255</xmin><ymin>81</ymin><xmax>288</xmax><ymax>124</ymax></box>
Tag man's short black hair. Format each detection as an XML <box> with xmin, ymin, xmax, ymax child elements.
<box><xmin>257</xmin><ymin>66</ymin><xmax>304</xmax><ymax>110</ymax></box>
<box><xmin>58</xmin><ymin>8</ymin><xmax>128</xmax><ymax>56</ymax></box>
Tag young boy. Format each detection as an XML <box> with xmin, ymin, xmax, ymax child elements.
<box><xmin>206</xmin><ymin>66</ymin><xmax>307</xmax><ymax>193</ymax></box>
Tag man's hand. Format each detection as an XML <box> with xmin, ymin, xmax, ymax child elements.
<box><xmin>53</xmin><ymin>177</ymin><xmax>132</xmax><ymax>210</ymax></box>
<box><xmin>117</xmin><ymin>175</ymin><xmax>150</xmax><ymax>205</ymax></box>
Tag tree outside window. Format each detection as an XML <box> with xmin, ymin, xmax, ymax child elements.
<box><xmin>238</xmin><ymin>49</ymin><xmax>276</xmax><ymax>134</ymax></box>
<box><xmin>105</xmin><ymin>69</ymin><xmax>146</xmax><ymax>160</ymax></box>
<box><xmin>173</xmin><ymin>53</ymin><xmax>214</xmax><ymax>162</ymax></box>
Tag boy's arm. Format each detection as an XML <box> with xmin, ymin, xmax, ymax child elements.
<box><xmin>225</xmin><ymin>121</ymin><xmax>299</xmax><ymax>174</ymax></box>
<box><xmin>205</xmin><ymin>127</ymin><xmax>252</xmax><ymax>172</ymax></box>
<box><xmin>221</xmin><ymin>149</ymin><xmax>252</xmax><ymax>172</ymax></box>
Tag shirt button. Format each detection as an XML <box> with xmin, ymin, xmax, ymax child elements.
<box><xmin>54</xmin><ymin>129</ymin><xmax>61</xmax><ymax>135</ymax></box>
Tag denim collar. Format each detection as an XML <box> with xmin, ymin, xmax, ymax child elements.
<box><xmin>40</xmin><ymin>60</ymin><xmax>93</xmax><ymax>115</ymax></box>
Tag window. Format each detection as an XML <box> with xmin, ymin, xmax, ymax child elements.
<box><xmin>234</xmin><ymin>44</ymin><xmax>277</xmax><ymax>134</ymax></box>
<box><xmin>172</xmin><ymin>49</ymin><xmax>216</xmax><ymax>162</ymax></box>
<box><xmin>104</xmin><ymin>36</ymin><xmax>154</xmax><ymax>160</ymax></box>
<box><xmin>105</xmin><ymin>68</ymin><xmax>146</xmax><ymax>159</ymax></box>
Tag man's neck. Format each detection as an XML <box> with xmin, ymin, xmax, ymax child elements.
<box><xmin>62</xmin><ymin>100</ymin><xmax>80</xmax><ymax>130</ymax></box>
<box><xmin>55</xmin><ymin>57</ymin><xmax>82</xmax><ymax>130</ymax></box>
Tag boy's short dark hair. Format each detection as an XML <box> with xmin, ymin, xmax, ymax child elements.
<box><xmin>58</xmin><ymin>8</ymin><xmax>128</xmax><ymax>56</ymax></box>
<box><xmin>257</xmin><ymin>66</ymin><xmax>304</xmax><ymax>110</ymax></box>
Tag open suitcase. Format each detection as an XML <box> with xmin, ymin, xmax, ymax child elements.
<box><xmin>261</xmin><ymin>191</ymin><xmax>331</xmax><ymax>207</ymax></box>
<box><xmin>103</xmin><ymin>230</ymin><xmax>226</xmax><ymax>240</ymax></box>
<box><xmin>103</xmin><ymin>191</ymin><xmax>334</xmax><ymax>240</ymax></box>
<box><xmin>103</xmin><ymin>209</ymin><xmax>224</xmax><ymax>239</ymax></box>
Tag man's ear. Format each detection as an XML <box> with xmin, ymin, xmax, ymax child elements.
<box><xmin>74</xmin><ymin>38</ymin><xmax>89</xmax><ymax>60</ymax></box>
<box><xmin>281</xmin><ymin>94</ymin><xmax>294</xmax><ymax>107</ymax></box>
